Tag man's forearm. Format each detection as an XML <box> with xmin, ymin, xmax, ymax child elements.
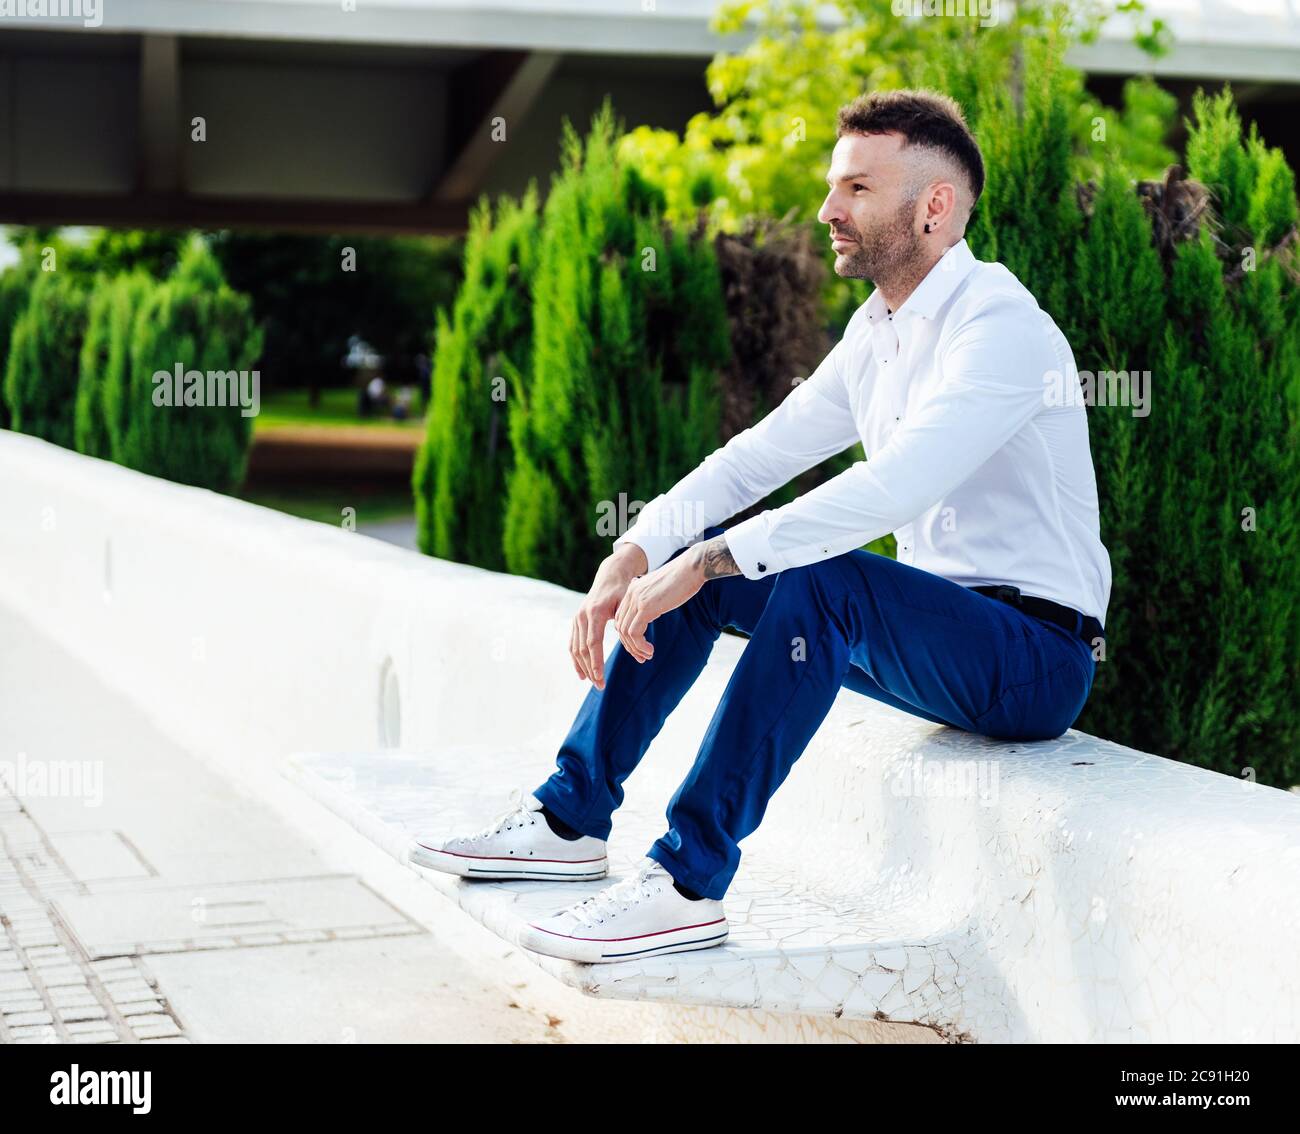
<box><xmin>690</xmin><ymin>535</ymin><xmax>741</xmax><ymax>580</ymax></box>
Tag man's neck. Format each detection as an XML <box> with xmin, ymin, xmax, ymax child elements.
<box><xmin>873</xmin><ymin>240</ymin><xmax>958</xmax><ymax>313</ymax></box>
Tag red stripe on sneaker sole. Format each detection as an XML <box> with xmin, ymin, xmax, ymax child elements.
<box><xmin>527</xmin><ymin>916</ymin><xmax>726</xmax><ymax>944</ymax></box>
<box><xmin>415</xmin><ymin>847</ymin><xmax>607</xmax><ymax>864</ymax></box>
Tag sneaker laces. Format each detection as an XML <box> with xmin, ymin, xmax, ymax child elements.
<box><xmin>564</xmin><ymin>860</ymin><xmax>665</xmax><ymax>929</ymax></box>
<box><xmin>470</xmin><ymin>787</ymin><xmax>537</xmax><ymax>841</ymax></box>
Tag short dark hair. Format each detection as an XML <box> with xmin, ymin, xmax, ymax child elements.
<box><xmin>836</xmin><ymin>89</ymin><xmax>985</xmax><ymax>205</ymax></box>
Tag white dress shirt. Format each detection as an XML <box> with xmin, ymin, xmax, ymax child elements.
<box><xmin>613</xmin><ymin>237</ymin><xmax>1112</xmax><ymax>624</ymax></box>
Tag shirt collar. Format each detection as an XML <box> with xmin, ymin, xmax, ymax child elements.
<box><xmin>863</xmin><ymin>238</ymin><xmax>976</xmax><ymax>323</ymax></box>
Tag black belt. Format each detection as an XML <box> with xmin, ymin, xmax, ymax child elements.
<box><xmin>971</xmin><ymin>584</ymin><xmax>1104</xmax><ymax>646</ymax></box>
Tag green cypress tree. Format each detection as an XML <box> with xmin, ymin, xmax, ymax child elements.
<box><xmin>502</xmin><ymin>105</ymin><xmax>727</xmax><ymax>590</ymax></box>
<box><xmin>76</xmin><ymin>271</ymin><xmax>156</xmax><ymax>461</ymax></box>
<box><xmin>118</xmin><ymin>240</ymin><xmax>263</xmax><ymax>492</ymax></box>
<box><xmin>413</xmin><ymin>187</ymin><xmax>540</xmax><ymax>569</ymax></box>
<box><xmin>3</xmin><ymin>271</ymin><xmax>89</xmax><ymax>448</ymax></box>
<box><xmin>75</xmin><ymin>278</ymin><xmax>115</xmax><ymax>458</ymax></box>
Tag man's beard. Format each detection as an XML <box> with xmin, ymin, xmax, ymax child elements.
<box><xmin>830</xmin><ymin>196</ymin><xmax>927</xmax><ymax>288</ymax></box>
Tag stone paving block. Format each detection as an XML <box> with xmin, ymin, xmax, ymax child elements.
<box><xmin>126</xmin><ymin>1013</ymin><xmax>175</xmax><ymax>1029</ymax></box>
<box><xmin>105</xmin><ymin>981</ymin><xmax>156</xmax><ymax>1002</ymax></box>
<box><xmin>48</xmin><ymin>989</ymin><xmax>98</xmax><ymax>1009</ymax></box>
<box><xmin>133</xmin><ymin>1023</ymin><xmax>182</xmax><ymax>1040</ymax></box>
<box><xmin>116</xmin><ymin>999</ymin><xmax>165</xmax><ymax>1016</ymax></box>
<box><xmin>0</xmin><ymin>972</ymin><xmax>36</xmax><ymax>992</ymax></box>
<box><xmin>37</xmin><ymin>966</ymin><xmax>87</xmax><ymax>987</ymax></box>
<box><xmin>58</xmin><ymin>1004</ymin><xmax>108</xmax><ymax>1023</ymax></box>
<box><xmin>9</xmin><ymin>1023</ymin><xmax>59</xmax><ymax>1040</ymax></box>
<box><xmin>5</xmin><ymin>1009</ymin><xmax>54</xmax><ymax>1027</ymax></box>
<box><xmin>57</xmin><ymin>875</ymin><xmax>407</xmax><ymax>958</ymax></box>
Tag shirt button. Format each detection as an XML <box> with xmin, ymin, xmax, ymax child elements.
<box><xmin>757</xmin><ymin>562</ymin><xmax>767</xmax><ymax>573</ymax></box>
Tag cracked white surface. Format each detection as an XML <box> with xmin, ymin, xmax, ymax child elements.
<box><xmin>288</xmin><ymin>706</ymin><xmax>1300</xmax><ymax>1042</ymax></box>
<box><xmin>3</xmin><ymin>431</ymin><xmax>1297</xmax><ymax>1044</ymax></box>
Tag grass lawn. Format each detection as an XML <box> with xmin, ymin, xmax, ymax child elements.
<box><xmin>255</xmin><ymin>387</ymin><xmax>426</xmax><ymax>431</ymax></box>
<box><xmin>239</xmin><ymin>485</ymin><xmax>417</xmax><ymax>526</ymax></box>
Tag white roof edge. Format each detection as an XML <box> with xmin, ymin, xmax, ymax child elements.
<box><xmin>9</xmin><ymin>0</ymin><xmax>738</xmax><ymax>56</ymax></box>
<box><xmin>9</xmin><ymin>0</ymin><xmax>1300</xmax><ymax>82</ymax></box>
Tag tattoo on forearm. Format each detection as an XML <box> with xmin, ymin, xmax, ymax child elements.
<box><xmin>695</xmin><ymin>536</ymin><xmax>741</xmax><ymax>580</ymax></box>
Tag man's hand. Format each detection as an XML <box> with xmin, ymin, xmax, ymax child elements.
<box><xmin>571</xmin><ymin>543</ymin><xmax>647</xmax><ymax>690</ymax></box>
<box><xmin>613</xmin><ymin>534</ymin><xmax>742</xmax><ymax>663</ymax></box>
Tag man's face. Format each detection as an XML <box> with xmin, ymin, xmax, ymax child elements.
<box><xmin>817</xmin><ymin>131</ymin><xmax>924</xmax><ymax>283</ymax></box>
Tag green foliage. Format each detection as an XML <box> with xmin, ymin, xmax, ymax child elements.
<box><xmin>982</xmin><ymin>61</ymin><xmax>1300</xmax><ymax>784</ymax></box>
<box><xmin>84</xmin><ymin>229</ymin><xmax>188</xmax><ymax>278</ymax></box>
<box><xmin>3</xmin><ymin>271</ymin><xmax>90</xmax><ymax>448</ymax></box>
<box><xmin>501</xmin><ymin>106</ymin><xmax>729</xmax><ymax>590</ymax></box>
<box><xmin>1072</xmin><ymin>76</ymin><xmax>1179</xmax><ymax>182</ymax></box>
<box><xmin>617</xmin><ymin>0</ymin><xmax>1144</xmax><ymax>234</ymax></box>
<box><xmin>74</xmin><ymin>279</ymin><xmax>117</xmax><ymax>459</ymax></box>
<box><xmin>413</xmin><ymin>188</ymin><xmax>541</xmax><ymax>571</ymax></box>
<box><xmin>116</xmin><ymin>240</ymin><xmax>264</xmax><ymax>492</ymax></box>
<box><xmin>0</xmin><ymin>256</ymin><xmax>40</xmax><ymax>429</ymax></box>
<box><xmin>75</xmin><ymin>271</ymin><xmax>155</xmax><ymax>460</ymax></box>
<box><xmin>415</xmin><ymin>106</ymin><xmax>731</xmax><ymax>591</ymax></box>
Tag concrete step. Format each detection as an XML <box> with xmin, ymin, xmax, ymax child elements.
<box><xmin>284</xmin><ymin>744</ymin><xmax>977</xmax><ymax>1037</ymax></box>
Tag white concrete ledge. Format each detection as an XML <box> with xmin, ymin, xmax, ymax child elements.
<box><xmin>3</xmin><ymin>430</ymin><xmax>1300</xmax><ymax>1042</ymax></box>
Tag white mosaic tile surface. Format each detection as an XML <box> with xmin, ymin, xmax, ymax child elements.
<box><xmin>286</xmin><ymin>701</ymin><xmax>1300</xmax><ymax>1043</ymax></box>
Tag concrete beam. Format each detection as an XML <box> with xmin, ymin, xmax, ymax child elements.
<box><xmin>0</xmin><ymin>190</ymin><xmax>470</xmax><ymax>235</ymax></box>
<box><xmin>138</xmin><ymin>33</ymin><xmax>181</xmax><ymax>193</ymax></box>
<box><xmin>433</xmin><ymin>50</ymin><xmax>561</xmax><ymax>204</ymax></box>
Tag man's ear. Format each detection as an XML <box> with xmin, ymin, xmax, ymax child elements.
<box><xmin>923</xmin><ymin>181</ymin><xmax>958</xmax><ymax>233</ymax></box>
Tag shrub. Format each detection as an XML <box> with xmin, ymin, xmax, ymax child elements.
<box><xmin>75</xmin><ymin>271</ymin><xmax>156</xmax><ymax>460</ymax></box>
<box><xmin>116</xmin><ymin>241</ymin><xmax>263</xmax><ymax>492</ymax></box>
<box><xmin>3</xmin><ymin>271</ymin><xmax>90</xmax><ymax>448</ymax></box>
<box><xmin>413</xmin><ymin>188</ymin><xmax>541</xmax><ymax>571</ymax></box>
<box><xmin>972</xmin><ymin>51</ymin><xmax>1300</xmax><ymax>783</ymax></box>
<box><xmin>501</xmin><ymin>106</ymin><xmax>729</xmax><ymax>590</ymax></box>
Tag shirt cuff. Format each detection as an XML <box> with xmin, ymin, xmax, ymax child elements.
<box><xmin>722</xmin><ymin>514</ymin><xmax>786</xmax><ymax>580</ymax></box>
<box><xmin>611</xmin><ymin>530</ymin><xmax>679</xmax><ymax>574</ymax></box>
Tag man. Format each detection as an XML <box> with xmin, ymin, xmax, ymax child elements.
<box><xmin>411</xmin><ymin>89</ymin><xmax>1110</xmax><ymax>964</ymax></box>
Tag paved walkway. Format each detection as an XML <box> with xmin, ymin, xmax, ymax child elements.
<box><xmin>0</xmin><ymin>602</ymin><xmax>560</xmax><ymax>1044</ymax></box>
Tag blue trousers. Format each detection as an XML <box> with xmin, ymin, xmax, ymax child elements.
<box><xmin>532</xmin><ymin>525</ymin><xmax>1097</xmax><ymax>899</ymax></box>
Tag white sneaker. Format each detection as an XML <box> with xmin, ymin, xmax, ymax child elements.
<box><xmin>518</xmin><ymin>857</ymin><xmax>728</xmax><ymax>963</ymax></box>
<box><xmin>409</xmin><ymin>788</ymin><xmax>608</xmax><ymax>881</ymax></box>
